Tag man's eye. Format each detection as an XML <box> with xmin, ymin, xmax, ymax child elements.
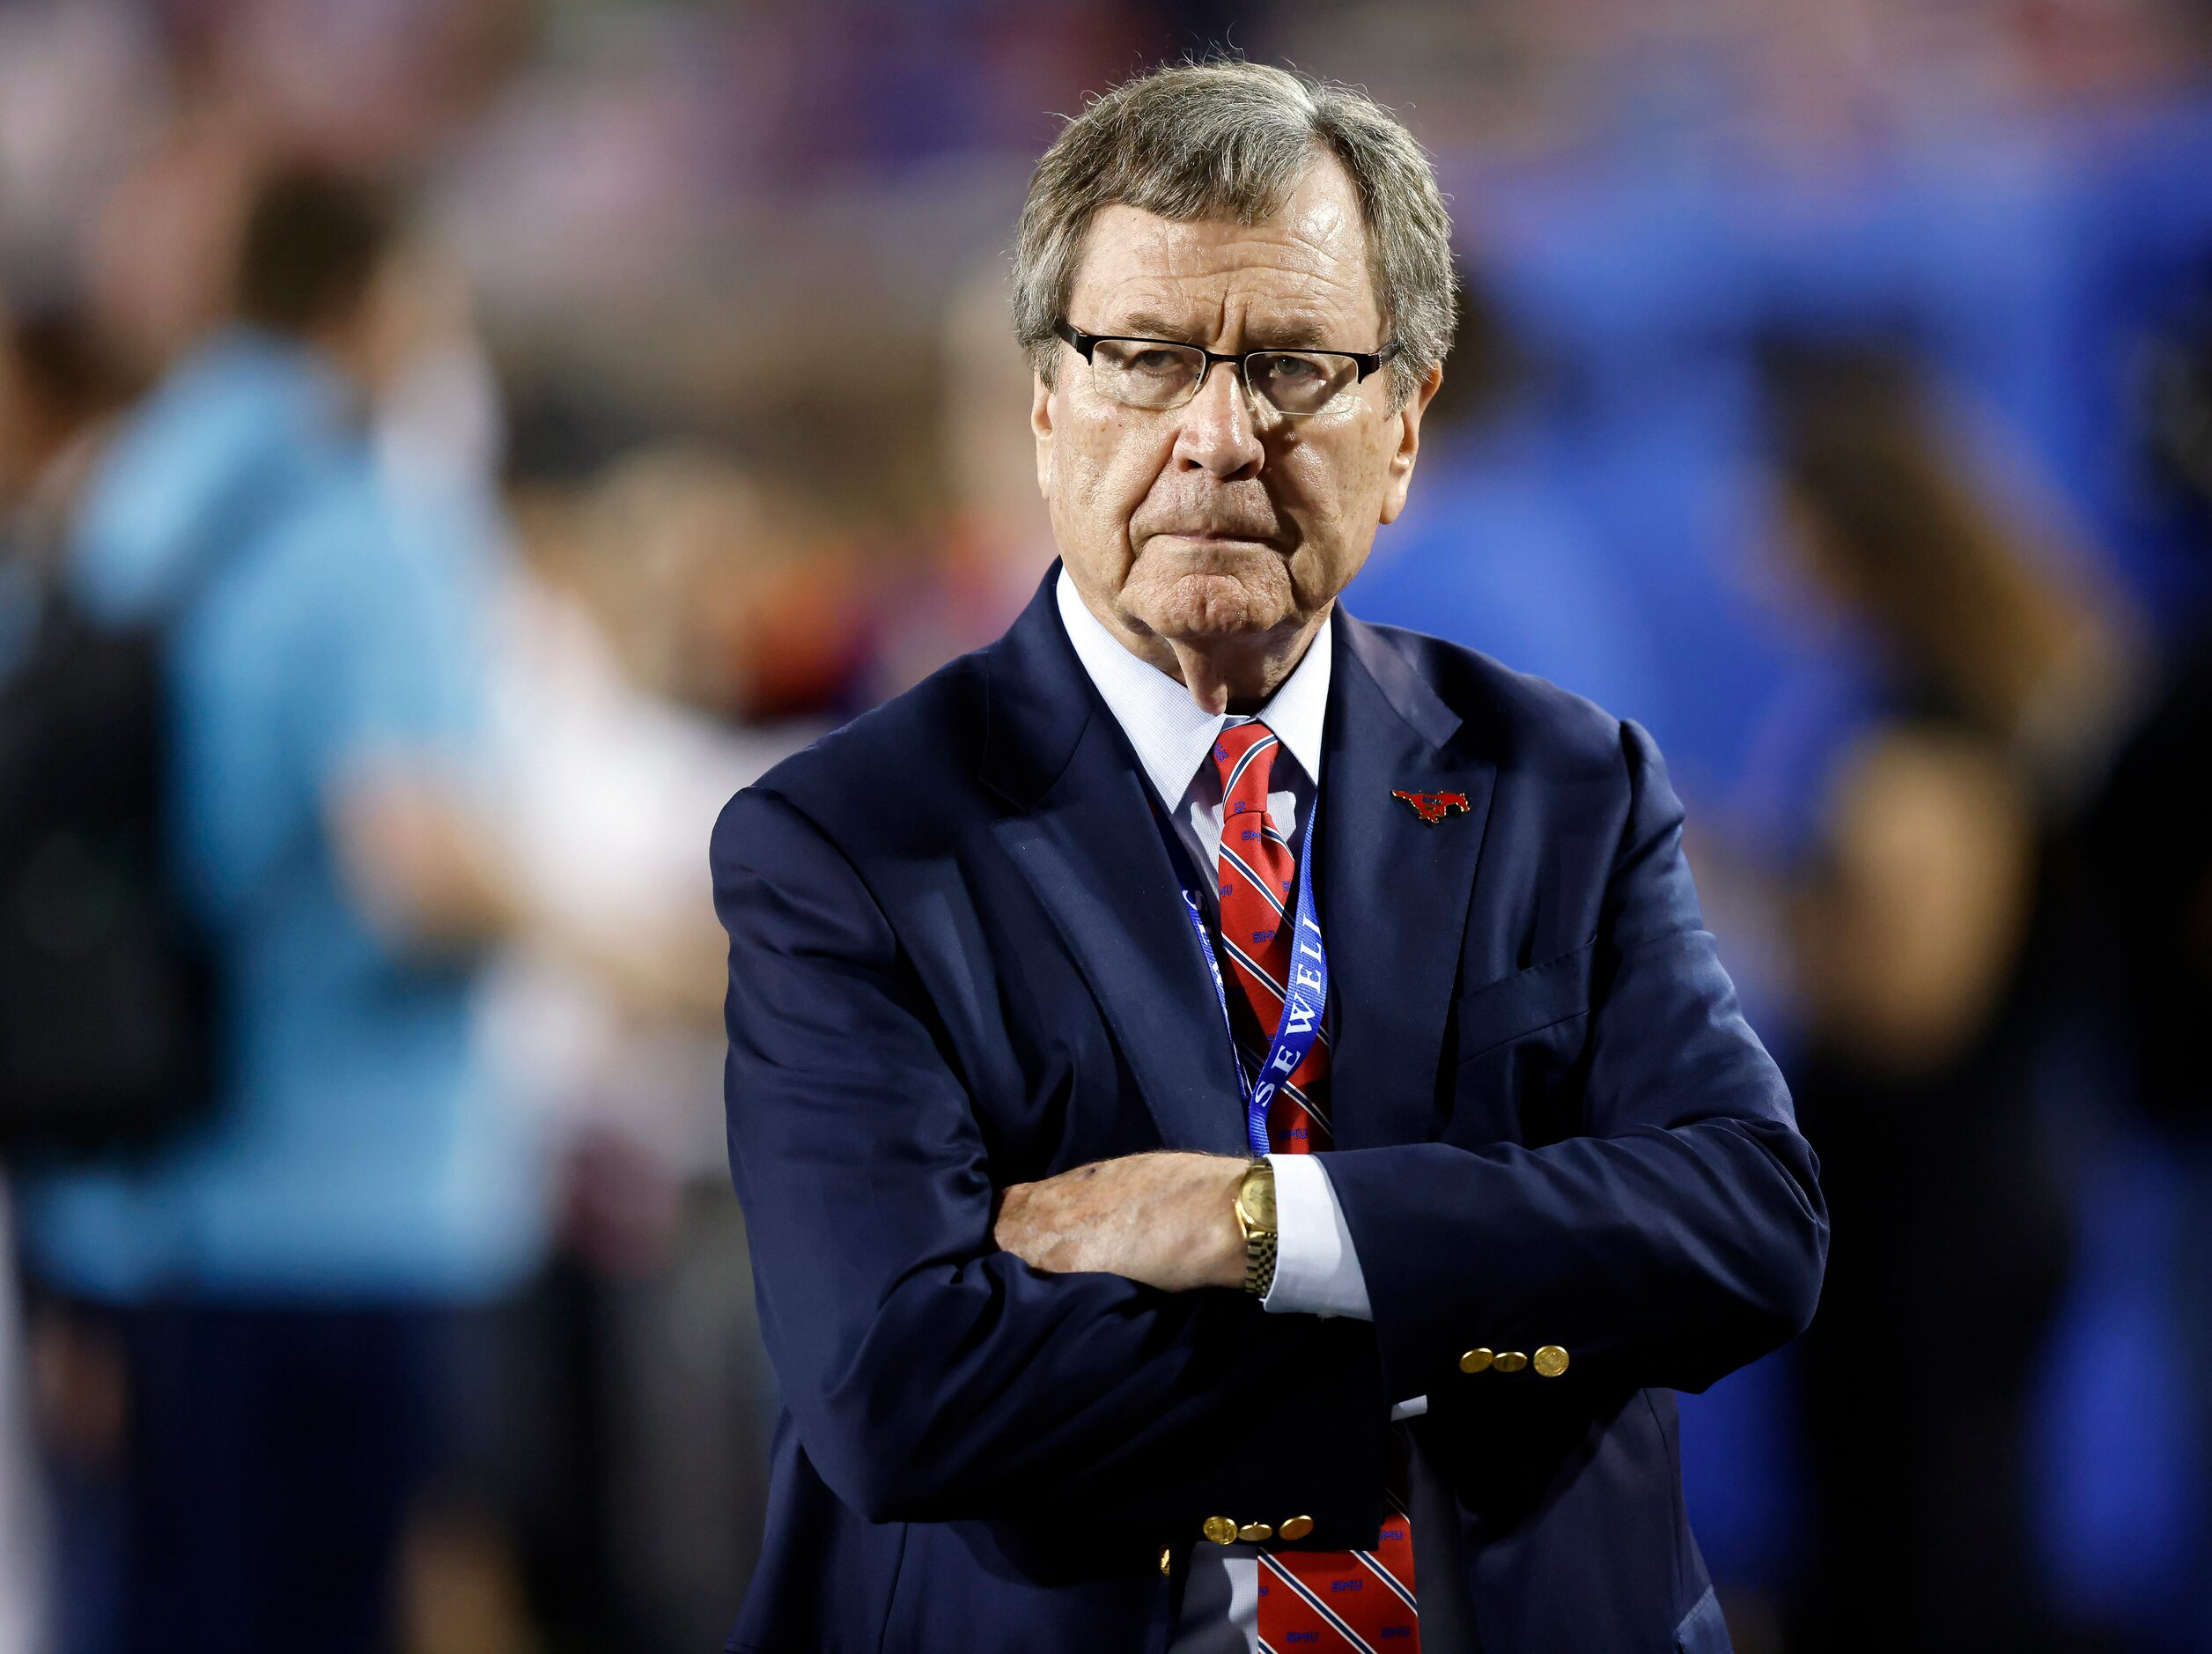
<box><xmin>1265</xmin><ymin>354</ymin><xmax>1323</xmax><ymax>380</ymax></box>
<box><xmin>1128</xmin><ymin>349</ymin><xmax>1187</xmax><ymax>374</ymax></box>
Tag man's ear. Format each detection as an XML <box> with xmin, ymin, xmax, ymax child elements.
<box><xmin>1378</xmin><ymin>363</ymin><xmax>1443</xmax><ymax>527</ymax></box>
<box><xmin>1031</xmin><ymin>372</ymin><xmax>1055</xmax><ymax>498</ymax></box>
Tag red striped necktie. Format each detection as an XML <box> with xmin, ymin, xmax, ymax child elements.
<box><xmin>1207</xmin><ymin>721</ymin><xmax>1420</xmax><ymax>1653</ymax></box>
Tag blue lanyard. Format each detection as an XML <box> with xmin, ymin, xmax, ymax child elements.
<box><xmin>1159</xmin><ymin>800</ymin><xmax>1330</xmax><ymax>1157</ymax></box>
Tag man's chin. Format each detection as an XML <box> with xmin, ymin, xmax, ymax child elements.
<box><xmin>1128</xmin><ymin>566</ymin><xmax>1294</xmax><ymax>644</ymax></box>
<box><xmin>1141</xmin><ymin>574</ymin><xmax>1282</xmax><ymax>641</ymax></box>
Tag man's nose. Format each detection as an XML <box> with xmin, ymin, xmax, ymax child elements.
<box><xmin>1170</xmin><ymin>360</ymin><xmax>1265</xmax><ymax>482</ymax></box>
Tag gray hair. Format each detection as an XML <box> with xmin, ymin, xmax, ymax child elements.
<box><xmin>1013</xmin><ymin>61</ymin><xmax>1456</xmax><ymax>407</ymax></box>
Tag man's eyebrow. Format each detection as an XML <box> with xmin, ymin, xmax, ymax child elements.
<box><xmin>1250</xmin><ymin>318</ymin><xmax>1338</xmax><ymax>350</ymax></box>
<box><xmin>1109</xmin><ymin>311</ymin><xmax>1202</xmax><ymax>343</ymax></box>
<box><xmin>1102</xmin><ymin>313</ymin><xmax>1357</xmax><ymax>351</ymax></box>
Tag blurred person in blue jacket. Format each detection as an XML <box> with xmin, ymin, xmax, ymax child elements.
<box><xmin>11</xmin><ymin>166</ymin><xmax>544</xmax><ymax>1654</ymax></box>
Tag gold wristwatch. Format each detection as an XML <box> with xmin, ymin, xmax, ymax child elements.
<box><xmin>1234</xmin><ymin>1159</ymin><xmax>1278</xmax><ymax>1297</ymax></box>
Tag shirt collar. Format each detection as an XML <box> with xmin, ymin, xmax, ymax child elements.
<box><xmin>1054</xmin><ymin>564</ymin><xmax>1331</xmax><ymax>807</ymax></box>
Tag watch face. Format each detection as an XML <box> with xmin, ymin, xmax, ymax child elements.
<box><xmin>1240</xmin><ymin>1168</ymin><xmax>1277</xmax><ymax>1229</ymax></box>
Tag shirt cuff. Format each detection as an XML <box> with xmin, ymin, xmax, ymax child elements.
<box><xmin>1260</xmin><ymin>1152</ymin><xmax>1373</xmax><ymax>1320</ymax></box>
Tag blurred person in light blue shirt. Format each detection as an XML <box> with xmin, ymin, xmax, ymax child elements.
<box><xmin>12</xmin><ymin>166</ymin><xmax>543</xmax><ymax>1654</ymax></box>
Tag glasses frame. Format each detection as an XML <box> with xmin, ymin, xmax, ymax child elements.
<box><xmin>1052</xmin><ymin>319</ymin><xmax>1404</xmax><ymax>417</ymax></box>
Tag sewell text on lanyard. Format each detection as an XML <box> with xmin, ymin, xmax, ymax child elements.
<box><xmin>1159</xmin><ymin>803</ymin><xmax>1329</xmax><ymax>1158</ymax></box>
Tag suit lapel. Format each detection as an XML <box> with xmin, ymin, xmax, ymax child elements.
<box><xmin>982</xmin><ymin>572</ymin><xmax>1250</xmax><ymax>1157</ymax></box>
<box><xmin>1318</xmin><ymin>613</ymin><xmax>1498</xmax><ymax>1148</ymax></box>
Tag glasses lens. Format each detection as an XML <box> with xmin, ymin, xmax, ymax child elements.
<box><xmin>1250</xmin><ymin>351</ymin><xmax>1360</xmax><ymax>416</ymax></box>
<box><xmin>1089</xmin><ymin>338</ymin><xmax>1205</xmax><ymax>409</ymax></box>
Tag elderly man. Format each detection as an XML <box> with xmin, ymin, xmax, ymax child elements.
<box><xmin>712</xmin><ymin>62</ymin><xmax>1825</xmax><ymax>1654</ymax></box>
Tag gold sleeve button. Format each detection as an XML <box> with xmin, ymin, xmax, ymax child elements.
<box><xmin>1237</xmin><ymin>1522</ymin><xmax>1274</xmax><ymax>1543</ymax></box>
<box><xmin>1160</xmin><ymin>1545</ymin><xmax>1173</xmax><ymax>1576</ymax></box>
<box><xmin>1458</xmin><ymin>1348</ymin><xmax>1494</xmax><ymax>1373</ymax></box>
<box><xmin>1202</xmin><ymin>1516</ymin><xmax>1238</xmax><ymax>1545</ymax></box>
<box><xmin>1279</xmin><ymin>1515</ymin><xmax>1315</xmax><ymax>1541</ymax></box>
<box><xmin>1533</xmin><ymin>1345</ymin><xmax>1569</xmax><ymax>1377</ymax></box>
<box><xmin>1493</xmin><ymin>1350</ymin><xmax>1530</xmax><ymax>1373</ymax></box>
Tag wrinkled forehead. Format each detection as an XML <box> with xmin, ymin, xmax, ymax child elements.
<box><xmin>1064</xmin><ymin>159</ymin><xmax>1385</xmax><ymax>351</ymax></box>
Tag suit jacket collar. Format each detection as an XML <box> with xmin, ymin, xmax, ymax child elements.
<box><xmin>980</xmin><ymin>567</ymin><xmax>1246</xmax><ymax>1152</ymax></box>
<box><xmin>1317</xmin><ymin>611</ymin><xmax>1495</xmax><ymax>1148</ymax></box>
<box><xmin>978</xmin><ymin>565</ymin><xmax>1093</xmax><ymax>813</ymax></box>
<box><xmin>980</xmin><ymin>565</ymin><xmax>1497</xmax><ymax>1154</ymax></box>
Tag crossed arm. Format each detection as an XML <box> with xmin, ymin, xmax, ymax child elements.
<box><xmin>714</xmin><ymin>724</ymin><xmax>1826</xmax><ymax>1531</ymax></box>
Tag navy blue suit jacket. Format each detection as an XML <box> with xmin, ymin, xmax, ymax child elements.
<box><xmin>712</xmin><ymin>568</ymin><xmax>1827</xmax><ymax>1653</ymax></box>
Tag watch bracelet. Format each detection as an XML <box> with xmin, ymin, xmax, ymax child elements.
<box><xmin>1243</xmin><ymin>1229</ymin><xmax>1278</xmax><ymax>1296</ymax></box>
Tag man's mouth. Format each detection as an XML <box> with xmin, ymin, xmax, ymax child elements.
<box><xmin>1149</xmin><ymin>528</ymin><xmax>1282</xmax><ymax>547</ymax></box>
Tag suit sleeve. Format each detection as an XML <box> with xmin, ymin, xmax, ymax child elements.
<box><xmin>1316</xmin><ymin>720</ymin><xmax>1829</xmax><ymax>1403</ymax></box>
<box><xmin>714</xmin><ymin>786</ymin><xmax>1390</xmax><ymax>1535</ymax></box>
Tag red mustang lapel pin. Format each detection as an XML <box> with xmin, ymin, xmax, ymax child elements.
<box><xmin>1391</xmin><ymin>788</ymin><xmax>1471</xmax><ymax>824</ymax></box>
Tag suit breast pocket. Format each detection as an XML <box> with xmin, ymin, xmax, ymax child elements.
<box><xmin>1448</xmin><ymin>941</ymin><xmax>1594</xmax><ymax>1143</ymax></box>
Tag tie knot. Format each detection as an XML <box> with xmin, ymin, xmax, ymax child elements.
<box><xmin>1210</xmin><ymin>719</ymin><xmax>1280</xmax><ymax>797</ymax></box>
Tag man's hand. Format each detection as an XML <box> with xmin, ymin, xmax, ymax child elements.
<box><xmin>994</xmin><ymin>1152</ymin><xmax>1250</xmax><ymax>1291</ymax></box>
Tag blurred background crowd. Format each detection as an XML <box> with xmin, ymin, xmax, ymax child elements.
<box><xmin>3</xmin><ymin>1</ymin><xmax>2211</xmax><ymax>1650</ymax></box>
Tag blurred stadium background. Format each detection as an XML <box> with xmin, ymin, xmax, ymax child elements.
<box><xmin>4</xmin><ymin>1</ymin><xmax>2212</xmax><ymax>1650</ymax></box>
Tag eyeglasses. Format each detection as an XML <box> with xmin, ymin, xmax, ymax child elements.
<box><xmin>1053</xmin><ymin>319</ymin><xmax>1402</xmax><ymax>418</ymax></box>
